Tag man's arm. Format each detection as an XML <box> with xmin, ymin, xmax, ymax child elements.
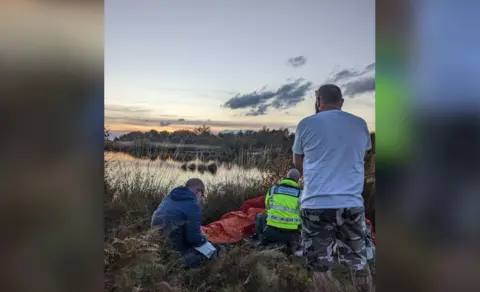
<box><xmin>292</xmin><ymin>122</ymin><xmax>305</xmax><ymax>175</ymax></box>
<box><xmin>184</xmin><ymin>203</ymin><xmax>207</xmax><ymax>247</ymax></box>
<box><xmin>296</xmin><ymin>190</ymin><xmax>302</xmax><ymax>230</ymax></box>
<box><xmin>293</xmin><ymin>153</ymin><xmax>304</xmax><ymax>176</ymax></box>
<box><xmin>364</xmin><ymin>124</ymin><xmax>373</xmax><ymax>157</ymax></box>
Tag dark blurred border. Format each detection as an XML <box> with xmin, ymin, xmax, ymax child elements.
<box><xmin>0</xmin><ymin>1</ymin><xmax>104</xmax><ymax>292</ymax></box>
<box><xmin>376</xmin><ymin>1</ymin><xmax>480</xmax><ymax>292</ymax></box>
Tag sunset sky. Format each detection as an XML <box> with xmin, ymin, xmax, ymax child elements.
<box><xmin>105</xmin><ymin>0</ymin><xmax>375</xmax><ymax>136</ymax></box>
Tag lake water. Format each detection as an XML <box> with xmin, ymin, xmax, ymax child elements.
<box><xmin>104</xmin><ymin>152</ymin><xmax>264</xmax><ymax>189</ymax></box>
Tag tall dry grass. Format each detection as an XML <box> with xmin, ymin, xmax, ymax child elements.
<box><xmin>104</xmin><ymin>153</ymin><xmax>375</xmax><ymax>292</ymax></box>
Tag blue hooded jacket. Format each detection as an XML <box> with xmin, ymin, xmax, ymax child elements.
<box><xmin>151</xmin><ymin>187</ymin><xmax>206</xmax><ymax>254</ymax></box>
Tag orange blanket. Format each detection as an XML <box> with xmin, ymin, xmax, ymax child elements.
<box><xmin>201</xmin><ymin>196</ymin><xmax>266</xmax><ymax>244</ymax></box>
<box><xmin>201</xmin><ymin>208</ymin><xmax>265</xmax><ymax>243</ymax></box>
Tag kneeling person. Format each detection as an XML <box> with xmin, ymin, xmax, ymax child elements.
<box><xmin>151</xmin><ymin>178</ymin><xmax>216</xmax><ymax>268</ymax></box>
<box><xmin>255</xmin><ymin>169</ymin><xmax>302</xmax><ymax>254</ymax></box>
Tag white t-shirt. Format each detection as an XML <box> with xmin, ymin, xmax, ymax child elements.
<box><xmin>292</xmin><ymin>110</ymin><xmax>371</xmax><ymax>209</ymax></box>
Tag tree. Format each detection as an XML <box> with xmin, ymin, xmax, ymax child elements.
<box><xmin>170</xmin><ymin>129</ymin><xmax>197</xmax><ymax>144</ymax></box>
<box><xmin>194</xmin><ymin>124</ymin><xmax>211</xmax><ymax>136</ymax></box>
<box><xmin>108</xmin><ymin>127</ymin><xmax>375</xmax><ymax>163</ymax></box>
<box><xmin>260</xmin><ymin>125</ymin><xmax>269</xmax><ymax>133</ymax></box>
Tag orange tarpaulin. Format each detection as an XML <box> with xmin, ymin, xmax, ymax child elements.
<box><xmin>201</xmin><ymin>196</ymin><xmax>266</xmax><ymax>244</ymax></box>
<box><xmin>201</xmin><ymin>195</ymin><xmax>376</xmax><ymax>244</ymax></box>
<box><xmin>201</xmin><ymin>208</ymin><xmax>265</xmax><ymax>243</ymax></box>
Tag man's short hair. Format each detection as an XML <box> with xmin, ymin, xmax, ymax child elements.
<box><xmin>185</xmin><ymin>178</ymin><xmax>204</xmax><ymax>190</ymax></box>
<box><xmin>316</xmin><ymin>84</ymin><xmax>343</xmax><ymax>105</ymax></box>
<box><xmin>286</xmin><ymin>168</ymin><xmax>301</xmax><ymax>182</ymax></box>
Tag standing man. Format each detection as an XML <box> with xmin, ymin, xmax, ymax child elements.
<box><xmin>293</xmin><ymin>84</ymin><xmax>372</xmax><ymax>292</ymax></box>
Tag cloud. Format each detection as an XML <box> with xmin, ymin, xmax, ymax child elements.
<box><xmin>105</xmin><ymin>104</ymin><xmax>189</xmax><ymax>128</ymax></box>
<box><xmin>287</xmin><ymin>56</ymin><xmax>307</xmax><ymax>68</ymax></box>
<box><xmin>271</xmin><ymin>79</ymin><xmax>313</xmax><ymax>109</ymax></box>
<box><xmin>364</xmin><ymin>62</ymin><xmax>375</xmax><ymax>72</ymax></box>
<box><xmin>223</xmin><ymin>91</ymin><xmax>276</xmax><ymax>109</ymax></box>
<box><xmin>223</xmin><ymin>78</ymin><xmax>313</xmax><ymax>116</ymax></box>
<box><xmin>329</xmin><ymin>62</ymin><xmax>375</xmax><ymax>83</ymax></box>
<box><xmin>105</xmin><ymin>104</ymin><xmax>182</xmax><ymax>120</ymax></box>
<box><xmin>318</xmin><ymin>62</ymin><xmax>375</xmax><ymax>98</ymax></box>
<box><xmin>246</xmin><ymin>104</ymin><xmax>269</xmax><ymax>116</ymax></box>
<box><xmin>343</xmin><ymin>76</ymin><xmax>375</xmax><ymax>97</ymax></box>
<box><xmin>105</xmin><ymin>115</ymin><xmax>294</xmax><ymax>130</ymax></box>
<box><xmin>331</xmin><ymin>69</ymin><xmax>361</xmax><ymax>83</ymax></box>
<box><xmin>105</xmin><ymin>104</ymin><xmax>153</xmax><ymax>115</ymax></box>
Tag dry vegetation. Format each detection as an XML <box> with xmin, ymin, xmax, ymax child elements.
<box><xmin>104</xmin><ymin>151</ymin><xmax>375</xmax><ymax>292</ymax></box>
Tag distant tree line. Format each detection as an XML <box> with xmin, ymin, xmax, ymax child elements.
<box><xmin>105</xmin><ymin>125</ymin><xmax>375</xmax><ymax>164</ymax></box>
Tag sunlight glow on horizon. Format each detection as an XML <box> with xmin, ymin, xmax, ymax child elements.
<box><xmin>107</xmin><ymin>123</ymin><xmax>290</xmax><ymax>134</ymax></box>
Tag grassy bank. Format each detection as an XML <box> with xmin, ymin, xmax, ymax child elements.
<box><xmin>104</xmin><ymin>154</ymin><xmax>375</xmax><ymax>292</ymax></box>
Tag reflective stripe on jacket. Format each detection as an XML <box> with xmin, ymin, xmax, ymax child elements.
<box><xmin>265</xmin><ymin>178</ymin><xmax>301</xmax><ymax>230</ymax></box>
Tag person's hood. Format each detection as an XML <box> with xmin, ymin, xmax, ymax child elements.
<box><xmin>168</xmin><ymin>186</ymin><xmax>197</xmax><ymax>201</ymax></box>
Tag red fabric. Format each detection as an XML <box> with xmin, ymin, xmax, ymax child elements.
<box><xmin>365</xmin><ymin>218</ymin><xmax>375</xmax><ymax>244</ymax></box>
<box><xmin>239</xmin><ymin>195</ymin><xmax>266</xmax><ymax>213</ymax></box>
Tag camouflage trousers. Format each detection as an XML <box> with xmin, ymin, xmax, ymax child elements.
<box><xmin>301</xmin><ymin>207</ymin><xmax>368</xmax><ymax>273</ymax></box>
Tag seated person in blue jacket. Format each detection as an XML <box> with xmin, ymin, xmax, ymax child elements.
<box><xmin>151</xmin><ymin>178</ymin><xmax>216</xmax><ymax>268</ymax></box>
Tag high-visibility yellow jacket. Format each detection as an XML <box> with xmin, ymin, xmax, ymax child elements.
<box><xmin>265</xmin><ymin>178</ymin><xmax>302</xmax><ymax>230</ymax></box>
